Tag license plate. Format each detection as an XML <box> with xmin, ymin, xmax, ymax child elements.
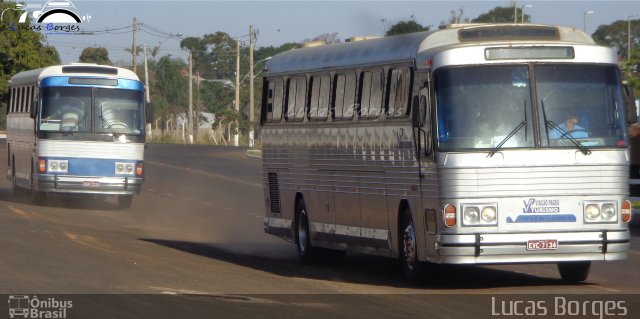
<box><xmin>82</xmin><ymin>181</ymin><xmax>100</xmax><ymax>187</ymax></box>
<box><xmin>527</xmin><ymin>239</ymin><xmax>558</xmax><ymax>251</ymax></box>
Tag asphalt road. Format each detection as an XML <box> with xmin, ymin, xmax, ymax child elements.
<box><xmin>1</xmin><ymin>141</ymin><xmax>639</xmax><ymax>318</ymax></box>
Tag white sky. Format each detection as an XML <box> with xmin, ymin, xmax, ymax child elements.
<box><xmin>31</xmin><ymin>0</ymin><xmax>640</xmax><ymax>64</ymax></box>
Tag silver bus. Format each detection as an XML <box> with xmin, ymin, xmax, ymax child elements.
<box><xmin>260</xmin><ymin>24</ymin><xmax>635</xmax><ymax>282</ymax></box>
<box><xmin>7</xmin><ymin>64</ymin><xmax>146</xmax><ymax>209</ymax></box>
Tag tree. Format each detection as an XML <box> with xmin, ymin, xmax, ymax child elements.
<box><xmin>79</xmin><ymin>47</ymin><xmax>112</xmax><ymax>65</ymax></box>
<box><xmin>592</xmin><ymin>19</ymin><xmax>640</xmax><ymax>59</ymax></box>
<box><xmin>592</xmin><ymin>19</ymin><xmax>640</xmax><ymax>92</ymax></box>
<box><xmin>180</xmin><ymin>32</ymin><xmax>238</xmax><ymax>80</ymax></box>
<box><xmin>303</xmin><ymin>33</ymin><xmax>340</xmax><ymax>45</ymax></box>
<box><xmin>472</xmin><ymin>6</ymin><xmax>530</xmax><ymax>24</ymax></box>
<box><xmin>385</xmin><ymin>20</ymin><xmax>428</xmax><ymax>36</ymax></box>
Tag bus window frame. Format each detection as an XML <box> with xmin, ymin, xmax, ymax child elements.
<box><xmin>332</xmin><ymin>71</ymin><xmax>357</xmax><ymax>121</ymax></box>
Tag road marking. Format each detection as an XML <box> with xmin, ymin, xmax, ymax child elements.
<box><xmin>7</xmin><ymin>205</ymin><xmax>35</xmax><ymax>219</ymax></box>
<box><xmin>146</xmin><ymin>160</ymin><xmax>261</xmax><ymax>188</ymax></box>
<box><xmin>64</xmin><ymin>231</ymin><xmax>117</xmax><ymax>254</ymax></box>
<box><xmin>592</xmin><ymin>285</ymin><xmax>621</xmax><ymax>293</ymax></box>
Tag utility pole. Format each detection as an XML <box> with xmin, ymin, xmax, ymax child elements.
<box><xmin>132</xmin><ymin>17</ymin><xmax>137</xmax><ymax>73</ymax></box>
<box><xmin>248</xmin><ymin>25</ymin><xmax>255</xmax><ymax>148</ymax></box>
<box><xmin>234</xmin><ymin>38</ymin><xmax>240</xmax><ymax>147</ymax></box>
<box><xmin>143</xmin><ymin>44</ymin><xmax>150</xmax><ymax>103</ymax></box>
<box><xmin>188</xmin><ymin>50</ymin><xmax>194</xmax><ymax>144</ymax></box>
<box><xmin>629</xmin><ymin>15</ymin><xmax>637</xmax><ymax>60</ymax></box>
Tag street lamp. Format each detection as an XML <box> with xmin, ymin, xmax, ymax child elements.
<box><xmin>240</xmin><ymin>56</ymin><xmax>272</xmax><ymax>84</ymax></box>
<box><xmin>521</xmin><ymin>5</ymin><xmax>532</xmax><ymax>24</ymax></box>
<box><xmin>583</xmin><ymin>10</ymin><xmax>594</xmax><ymax>33</ymax></box>
<box><xmin>629</xmin><ymin>14</ymin><xmax>637</xmax><ymax>60</ymax></box>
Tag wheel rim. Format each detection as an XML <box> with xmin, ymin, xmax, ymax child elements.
<box><xmin>403</xmin><ymin>221</ymin><xmax>417</xmax><ymax>271</ymax></box>
<box><xmin>298</xmin><ymin>210</ymin><xmax>309</xmax><ymax>254</ymax></box>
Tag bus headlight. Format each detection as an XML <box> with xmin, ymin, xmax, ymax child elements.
<box><xmin>115</xmin><ymin>162</ymin><xmax>135</xmax><ymax>176</ymax></box>
<box><xmin>47</xmin><ymin>159</ymin><xmax>68</xmax><ymax>173</ymax></box>
<box><xmin>601</xmin><ymin>204</ymin><xmax>616</xmax><ymax>221</ymax></box>
<box><xmin>584</xmin><ymin>202</ymin><xmax>617</xmax><ymax>223</ymax></box>
<box><xmin>463</xmin><ymin>207</ymin><xmax>480</xmax><ymax>224</ymax></box>
<box><xmin>585</xmin><ymin>204</ymin><xmax>600</xmax><ymax>221</ymax></box>
<box><xmin>461</xmin><ymin>204</ymin><xmax>498</xmax><ymax>226</ymax></box>
<box><xmin>481</xmin><ymin>206</ymin><xmax>497</xmax><ymax>223</ymax></box>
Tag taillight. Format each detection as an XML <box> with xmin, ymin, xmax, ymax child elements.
<box><xmin>38</xmin><ymin>158</ymin><xmax>46</xmax><ymax>173</ymax></box>
<box><xmin>135</xmin><ymin>162</ymin><xmax>143</xmax><ymax>176</ymax></box>
<box><xmin>622</xmin><ymin>200</ymin><xmax>632</xmax><ymax>223</ymax></box>
<box><xmin>444</xmin><ymin>204</ymin><xmax>457</xmax><ymax>227</ymax></box>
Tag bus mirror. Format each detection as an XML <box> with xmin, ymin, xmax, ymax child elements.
<box><xmin>623</xmin><ymin>84</ymin><xmax>637</xmax><ymax>124</ymax></box>
<box><xmin>412</xmin><ymin>95</ymin><xmax>428</xmax><ymax>127</ymax></box>
<box><xmin>30</xmin><ymin>98</ymin><xmax>38</xmax><ymax>119</ymax></box>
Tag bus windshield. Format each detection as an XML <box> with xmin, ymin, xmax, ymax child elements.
<box><xmin>435</xmin><ymin>65</ymin><xmax>534</xmax><ymax>151</ymax></box>
<box><xmin>39</xmin><ymin>87</ymin><xmax>144</xmax><ymax>135</ymax></box>
<box><xmin>435</xmin><ymin>64</ymin><xmax>627</xmax><ymax>151</ymax></box>
<box><xmin>536</xmin><ymin>64</ymin><xmax>627</xmax><ymax>148</ymax></box>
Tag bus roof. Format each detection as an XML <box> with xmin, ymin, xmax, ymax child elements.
<box><xmin>9</xmin><ymin>64</ymin><xmax>140</xmax><ymax>87</ymax></box>
<box><xmin>265</xmin><ymin>24</ymin><xmax>597</xmax><ymax>76</ymax></box>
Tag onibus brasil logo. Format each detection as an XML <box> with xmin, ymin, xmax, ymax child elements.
<box><xmin>1</xmin><ymin>0</ymin><xmax>91</xmax><ymax>33</ymax></box>
<box><xmin>8</xmin><ymin>295</ymin><xmax>73</xmax><ymax>319</ymax></box>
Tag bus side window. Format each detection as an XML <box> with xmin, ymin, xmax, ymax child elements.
<box><xmin>333</xmin><ymin>74</ymin><xmax>346</xmax><ymax>118</ymax></box>
<box><xmin>266</xmin><ymin>79</ymin><xmax>284</xmax><ymax>122</ymax></box>
<box><xmin>310</xmin><ymin>75</ymin><xmax>330</xmax><ymax>120</ymax></box>
<box><xmin>388</xmin><ymin>69</ymin><xmax>410</xmax><ymax>117</ymax></box>
<box><xmin>8</xmin><ymin>88</ymin><xmax>13</xmax><ymax>114</ymax></box>
<box><xmin>343</xmin><ymin>72</ymin><xmax>356</xmax><ymax>118</ymax></box>
<box><xmin>272</xmin><ymin>79</ymin><xmax>283</xmax><ymax>121</ymax></box>
<box><xmin>360</xmin><ymin>69</ymin><xmax>383</xmax><ymax>118</ymax></box>
<box><xmin>286</xmin><ymin>76</ymin><xmax>306</xmax><ymax>121</ymax></box>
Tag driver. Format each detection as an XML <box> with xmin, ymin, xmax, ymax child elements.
<box><xmin>550</xmin><ymin>111</ymin><xmax>589</xmax><ymax>139</ymax></box>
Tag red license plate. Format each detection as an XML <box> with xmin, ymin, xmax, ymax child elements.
<box><xmin>527</xmin><ymin>239</ymin><xmax>558</xmax><ymax>251</ymax></box>
<box><xmin>82</xmin><ymin>181</ymin><xmax>100</xmax><ymax>187</ymax></box>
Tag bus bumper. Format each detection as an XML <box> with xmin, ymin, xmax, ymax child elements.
<box><xmin>433</xmin><ymin>230</ymin><xmax>630</xmax><ymax>264</ymax></box>
<box><xmin>36</xmin><ymin>175</ymin><xmax>143</xmax><ymax>195</ymax></box>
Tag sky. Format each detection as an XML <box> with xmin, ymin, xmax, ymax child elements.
<box><xmin>23</xmin><ymin>0</ymin><xmax>640</xmax><ymax>64</ymax></box>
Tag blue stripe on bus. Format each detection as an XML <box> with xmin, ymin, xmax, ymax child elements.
<box><xmin>40</xmin><ymin>77</ymin><xmax>144</xmax><ymax>90</ymax></box>
<box><xmin>506</xmin><ymin>214</ymin><xmax>577</xmax><ymax>223</ymax></box>
<box><xmin>41</xmin><ymin>157</ymin><xmax>141</xmax><ymax>177</ymax></box>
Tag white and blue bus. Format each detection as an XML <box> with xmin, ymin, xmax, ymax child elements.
<box><xmin>261</xmin><ymin>24</ymin><xmax>635</xmax><ymax>283</ymax></box>
<box><xmin>6</xmin><ymin>64</ymin><xmax>146</xmax><ymax>209</ymax></box>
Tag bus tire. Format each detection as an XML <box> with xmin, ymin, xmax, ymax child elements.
<box><xmin>118</xmin><ymin>195</ymin><xmax>134</xmax><ymax>209</ymax></box>
<box><xmin>400</xmin><ymin>211</ymin><xmax>427</xmax><ymax>283</ymax></box>
<box><xmin>557</xmin><ymin>261</ymin><xmax>591</xmax><ymax>282</ymax></box>
<box><xmin>295</xmin><ymin>200</ymin><xmax>319</xmax><ymax>264</ymax></box>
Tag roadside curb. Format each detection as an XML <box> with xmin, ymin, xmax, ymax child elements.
<box><xmin>246</xmin><ymin>149</ymin><xmax>262</xmax><ymax>158</ymax></box>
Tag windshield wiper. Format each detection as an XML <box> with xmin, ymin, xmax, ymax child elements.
<box><xmin>487</xmin><ymin>100</ymin><xmax>528</xmax><ymax>158</ymax></box>
<box><xmin>541</xmin><ymin>100</ymin><xmax>591</xmax><ymax>156</ymax></box>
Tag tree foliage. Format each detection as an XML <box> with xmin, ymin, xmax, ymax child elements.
<box><xmin>592</xmin><ymin>19</ymin><xmax>640</xmax><ymax>59</ymax></box>
<box><xmin>180</xmin><ymin>32</ymin><xmax>238</xmax><ymax>80</ymax></box>
<box><xmin>471</xmin><ymin>6</ymin><xmax>530</xmax><ymax>24</ymax></box>
<box><xmin>385</xmin><ymin>20</ymin><xmax>429</xmax><ymax>36</ymax></box>
<box><xmin>79</xmin><ymin>47</ymin><xmax>112</xmax><ymax>65</ymax></box>
<box><xmin>303</xmin><ymin>33</ymin><xmax>340</xmax><ymax>45</ymax></box>
<box><xmin>0</xmin><ymin>1</ymin><xmax>60</xmax><ymax>104</ymax></box>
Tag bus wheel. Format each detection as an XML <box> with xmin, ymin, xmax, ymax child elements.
<box><xmin>557</xmin><ymin>261</ymin><xmax>591</xmax><ymax>282</ymax></box>
<box><xmin>296</xmin><ymin>200</ymin><xmax>319</xmax><ymax>264</ymax></box>
<box><xmin>118</xmin><ymin>195</ymin><xmax>134</xmax><ymax>209</ymax></box>
<box><xmin>400</xmin><ymin>212</ymin><xmax>427</xmax><ymax>283</ymax></box>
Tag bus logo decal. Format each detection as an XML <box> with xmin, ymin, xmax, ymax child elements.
<box><xmin>522</xmin><ymin>198</ymin><xmax>560</xmax><ymax>214</ymax></box>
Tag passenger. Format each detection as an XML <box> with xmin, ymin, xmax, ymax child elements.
<box><xmin>550</xmin><ymin>111</ymin><xmax>589</xmax><ymax>139</ymax></box>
